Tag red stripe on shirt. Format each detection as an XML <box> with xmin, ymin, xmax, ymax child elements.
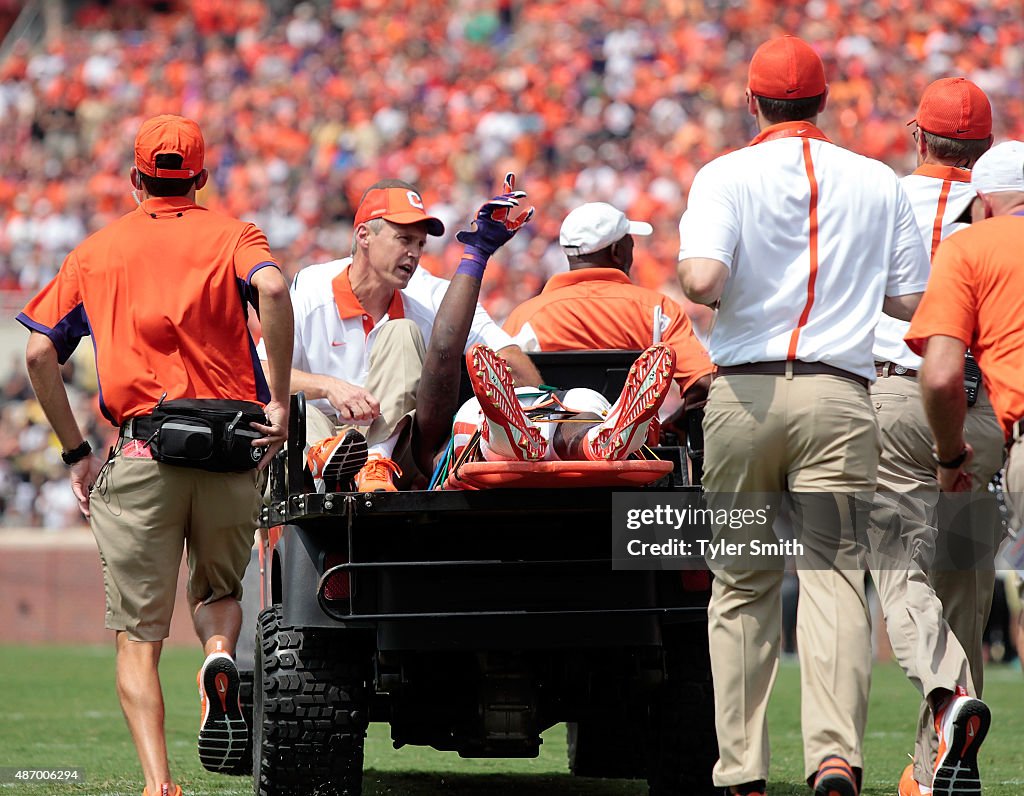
<box><xmin>930</xmin><ymin>180</ymin><xmax>953</xmax><ymax>260</ymax></box>
<box><xmin>787</xmin><ymin>138</ymin><xmax>821</xmax><ymax>360</ymax></box>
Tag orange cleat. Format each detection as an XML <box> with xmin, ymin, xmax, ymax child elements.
<box><xmin>585</xmin><ymin>343</ymin><xmax>675</xmax><ymax>461</ymax></box>
<box><xmin>466</xmin><ymin>344</ymin><xmax>547</xmax><ymax>461</ymax></box>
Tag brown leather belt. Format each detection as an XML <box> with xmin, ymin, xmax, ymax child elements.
<box><xmin>715</xmin><ymin>360</ymin><xmax>869</xmax><ymax>389</ymax></box>
<box><xmin>875</xmin><ymin>361</ymin><xmax>918</xmax><ymax>379</ymax></box>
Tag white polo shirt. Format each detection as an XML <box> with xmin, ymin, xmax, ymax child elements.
<box><xmin>873</xmin><ymin>165</ymin><xmax>975</xmax><ymax>370</ymax></box>
<box><xmin>678</xmin><ymin>122</ymin><xmax>930</xmax><ymax>381</ymax></box>
<box><xmin>257</xmin><ymin>258</ymin><xmax>513</xmax><ymax>418</ymax></box>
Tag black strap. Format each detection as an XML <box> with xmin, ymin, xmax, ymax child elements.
<box><xmin>61</xmin><ymin>440</ymin><xmax>92</xmax><ymax>466</ymax></box>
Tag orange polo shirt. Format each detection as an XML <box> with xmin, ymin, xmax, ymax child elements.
<box><xmin>503</xmin><ymin>268</ymin><xmax>712</xmax><ymax>393</ymax></box>
<box><xmin>18</xmin><ymin>196</ymin><xmax>279</xmax><ymax>425</ymax></box>
<box><xmin>906</xmin><ymin>214</ymin><xmax>1024</xmax><ymax>437</ymax></box>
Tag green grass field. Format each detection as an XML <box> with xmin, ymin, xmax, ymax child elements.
<box><xmin>0</xmin><ymin>645</ymin><xmax>1020</xmax><ymax>796</ymax></box>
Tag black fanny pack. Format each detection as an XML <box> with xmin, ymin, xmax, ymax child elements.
<box><xmin>129</xmin><ymin>398</ymin><xmax>267</xmax><ymax>472</ymax></box>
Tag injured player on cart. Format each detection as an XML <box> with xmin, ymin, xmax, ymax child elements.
<box><xmin>451</xmin><ymin>342</ymin><xmax>676</xmax><ymax>464</ymax></box>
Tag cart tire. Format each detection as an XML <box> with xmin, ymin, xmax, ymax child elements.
<box><xmin>567</xmin><ymin>717</ymin><xmax>647</xmax><ymax>779</ymax></box>
<box><xmin>646</xmin><ymin>624</ymin><xmax>719</xmax><ymax>795</ymax></box>
<box><xmin>253</xmin><ymin>606</ymin><xmax>368</xmax><ymax>796</ymax></box>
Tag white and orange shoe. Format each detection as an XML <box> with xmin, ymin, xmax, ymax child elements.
<box><xmin>584</xmin><ymin>343</ymin><xmax>675</xmax><ymax>461</ymax></box>
<box><xmin>197</xmin><ymin>652</ymin><xmax>247</xmax><ymax>774</ymax></box>
<box><xmin>899</xmin><ymin>763</ymin><xmax>927</xmax><ymax>796</ymax></box>
<box><xmin>466</xmin><ymin>344</ymin><xmax>547</xmax><ymax>461</ymax></box>
<box><xmin>354</xmin><ymin>453</ymin><xmax>402</xmax><ymax>492</ymax></box>
<box><xmin>306</xmin><ymin>428</ymin><xmax>368</xmax><ymax>485</ymax></box>
<box><xmin>931</xmin><ymin>687</ymin><xmax>989</xmax><ymax>796</ymax></box>
<box><xmin>142</xmin><ymin>785</ymin><xmax>182</xmax><ymax>796</ymax></box>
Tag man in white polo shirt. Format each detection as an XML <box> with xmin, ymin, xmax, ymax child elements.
<box><xmin>677</xmin><ymin>35</ymin><xmax>930</xmax><ymax>796</ymax></box>
<box><xmin>260</xmin><ymin>178</ymin><xmax>539</xmax><ymax>491</ymax></box>
<box><xmin>868</xmin><ymin>78</ymin><xmax>1001</xmax><ymax>796</ymax></box>
<box><xmin>905</xmin><ymin>141</ymin><xmax>1024</xmax><ymax>796</ymax></box>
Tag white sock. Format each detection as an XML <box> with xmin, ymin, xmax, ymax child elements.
<box><xmin>369</xmin><ymin>435</ymin><xmax>398</xmax><ymax>460</ymax></box>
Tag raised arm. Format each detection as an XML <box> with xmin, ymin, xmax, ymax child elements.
<box><xmin>414</xmin><ymin>173</ymin><xmax>534</xmax><ymax>472</ymax></box>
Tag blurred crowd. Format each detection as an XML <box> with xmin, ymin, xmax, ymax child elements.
<box><xmin>2</xmin><ymin>0</ymin><xmax>1024</xmax><ymax>527</ymax></box>
<box><xmin>0</xmin><ymin>351</ymin><xmax>108</xmax><ymax>529</ymax></box>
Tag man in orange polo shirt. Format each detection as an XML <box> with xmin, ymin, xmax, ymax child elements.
<box><xmin>449</xmin><ymin>201</ymin><xmax>711</xmax><ymax>467</ymax></box>
<box><xmin>505</xmin><ymin>202</ymin><xmax>712</xmax><ymax>416</ymax></box>
<box><xmin>18</xmin><ymin>115</ymin><xmax>294</xmax><ymax>796</ymax></box>
<box><xmin>906</xmin><ymin>141</ymin><xmax>1024</xmax><ymax>795</ymax></box>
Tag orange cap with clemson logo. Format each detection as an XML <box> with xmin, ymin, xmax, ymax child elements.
<box><xmin>134</xmin><ymin>114</ymin><xmax>205</xmax><ymax>179</ymax></box>
<box><xmin>354</xmin><ymin>187</ymin><xmax>445</xmax><ymax>236</ymax></box>
<box><xmin>748</xmin><ymin>36</ymin><xmax>826</xmax><ymax>101</ymax></box>
<box><xmin>910</xmin><ymin>78</ymin><xmax>992</xmax><ymax>141</ymax></box>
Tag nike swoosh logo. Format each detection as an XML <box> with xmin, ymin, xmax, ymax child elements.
<box><xmin>331</xmin><ymin>341</ymin><xmax>346</xmax><ymax>347</ymax></box>
<box><xmin>795</xmin><ymin>128</ymin><xmax>809</xmax><ymax>134</ymax></box>
<box><xmin>968</xmin><ymin>724</ymin><xmax>975</xmax><ymax>737</ymax></box>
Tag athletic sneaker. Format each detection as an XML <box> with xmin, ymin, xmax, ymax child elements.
<box><xmin>931</xmin><ymin>688</ymin><xmax>990</xmax><ymax>796</ymax></box>
<box><xmin>728</xmin><ymin>781</ymin><xmax>767</xmax><ymax>795</ymax></box>
<box><xmin>466</xmin><ymin>344</ymin><xmax>547</xmax><ymax>461</ymax></box>
<box><xmin>584</xmin><ymin>343</ymin><xmax>676</xmax><ymax>461</ymax></box>
<box><xmin>812</xmin><ymin>755</ymin><xmax>858</xmax><ymax>796</ymax></box>
<box><xmin>197</xmin><ymin>652</ymin><xmax>247</xmax><ymax>774</ymax></box>
<box><xmin>306</xmin><ymin>428</ymin><xmax>368</xmax><ymax>484</ymax></box>
<box><xmin>142</xmin><ymin>786</ymin><xmax>182</xmax><ymax>796</ymax></box>
<box><xmin>899</xmin><ymin>763</ymin><xmax>928</xmax><ymax>796</ymax></box>
<box><xmin>353</xmin><ymin>453</ymin><xmax>402</xmax><ymax>492</ymax></box>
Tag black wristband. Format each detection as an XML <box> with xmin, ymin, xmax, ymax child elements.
<box><xmin>61</xmin><ymin>440</ymin><xmax>92</xmax><ymax>466</ymax></box>
<box><xmin>932</xmin><ymin>446</ymin><xmax>968</xmax><ymax>469</ymax></box>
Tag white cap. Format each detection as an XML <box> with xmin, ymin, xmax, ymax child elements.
<box><xmin>559</xmin><ymin>202</ymin><xmax>653</xmax><ymax>256</ymax></box>
<box><xmin>972</xmin><ymin>140</ymin><xmax>1024</xmax><ymax>195</ymax></box>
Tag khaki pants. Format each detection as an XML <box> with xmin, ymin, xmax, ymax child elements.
<box><xmin>306</xmin><ymin>318</ymin><xmax>426</xmax><ymax>485</ymax></box>
<box><xmin>703</xmin><ymin>373</ymin><xmax>879</xmax><ymax>785</ymax></box>
<box><xmin>1005</xmin><ymin>437</ymin><xmax>1024</xmax><ymax>522</ymax></box>
<box><xmin>90</xmin><ymin>454</ymin><xmax>261</xmax><ymax>642</ymax></box>
<box><xmin>867</xmin><ymin>374</ymin><xmax>1004</xmax><ymax>785</ymax></box>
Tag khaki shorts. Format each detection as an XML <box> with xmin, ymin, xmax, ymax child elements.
<box><xmin>89</xmin><ymin>453</ymin><xmax>261</xmax><ymax>641</ymax></box>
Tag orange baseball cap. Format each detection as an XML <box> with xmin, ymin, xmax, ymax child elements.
<box><xmin>748</xmin><ymin>36</ymin><xmax>826</xmax><ymax>100</ymax></box>
<box><xmin>354</xmin><ymin>187</ymin><xmax>445</xmax><ymax>236</ymax></box>
<box><xmin>134</xmin><ymin>114</ymin><xmax>205</xmax><ymax>178</ymax></box>
<box><xmin>910</xmin><ymin>78</ymin><xmax>992</xmax><ymax>140</ymax></box>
